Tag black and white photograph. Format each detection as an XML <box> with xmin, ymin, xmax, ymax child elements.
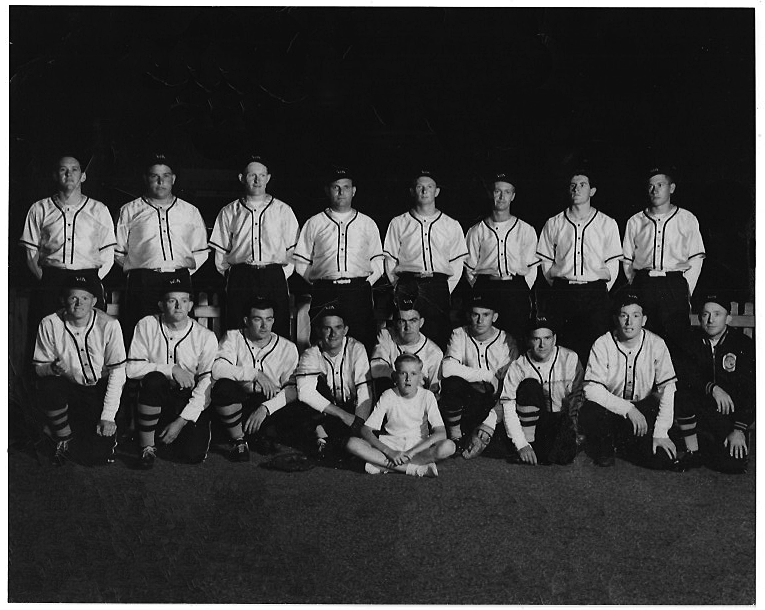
<box><xmin>7</xmin><ymin>5</ymin><xmax>757</xmax><ymax>604</ymax></box>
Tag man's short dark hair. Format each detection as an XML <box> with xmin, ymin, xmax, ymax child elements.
<box><xmin>246</xmin><ymin>297</ymin><xmax>277</xmax><ymax>317</ymax></box>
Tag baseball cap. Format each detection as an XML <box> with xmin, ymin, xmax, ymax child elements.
<box><xmin>326</xmin><ymin>166</ymin><xmax>354</xmax><ymax>185</ymax></box>
<box><xmin>144</xmin><ymin>152</ymin><xmax>175</xmax><ymax>173</ymax></box>
<box><xmin>160</xmin><ymin>272</ymin><xmax>193</xmax><ymax>297</ymax></box>
<box><xmin>61</xmin><ymin>274</ymin><xmax>101</xmax><ymax>300</ymax></box>
<box><xmin>696</xmin><ymin>293</ymin><xmax>731</xmax><ymax>314</ymax></box>
<box><xmin>492</xmin><ymin>171</ymin><xmax>518</xmax><ymax>189</ymax></box>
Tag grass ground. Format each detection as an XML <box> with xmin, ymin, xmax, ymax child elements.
<box><xmin>7</xmin><ymin>434</ymin><xmax>756</xmax><ymax>604</ymax></box>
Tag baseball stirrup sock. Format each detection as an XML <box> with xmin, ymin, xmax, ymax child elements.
<box><xmin>216</xmin><ymin>403</ymin><xmax>244</xmax><ymax>439</ymax></box>
<box><xmin>676</xmin><ymin>414</ymin><xmax>698</xmax><ymax>452</ymax></box>
<box><xmin>136</xmin><ymin>404</ymin><xmax>162</xmax><ymax>448</ymax></box>
<box><xmin>45</xmin><ymin>406</ymin><xmax>73</xmax><ymax>441</ymax></box>
<box><xmin>517</xmin><ymin>404</ymin><xmax>540</xmax><ymax>443</ymax></box>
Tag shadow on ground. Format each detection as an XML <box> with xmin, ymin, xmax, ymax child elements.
<box><xmin>8</xmin><ymin>437</ymin><xmax>755</xmax><ymax>604</ymax></box>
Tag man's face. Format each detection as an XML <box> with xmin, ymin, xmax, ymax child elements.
<box><xmin>569</xmin><ymin>175</ymin><xmax>596</xmax><ymax>205</ymax></box>
<box><xmin>64</xmin><ymin>289</ymin><xmax>96</xmax><ymax>321</ymax></box>
<box><xmin>492</xmin><ymin>181</ymin><xmax>516</xmax><ymax>212</ymax></box>
<box><xmin>394</xmin><ymin>309</ymin><xmax>424</xmax><ymax>344</ymax></box>
<box><xmin>469</xmin><ymin>307</ymin><xmax>498</xmax><ymax>337</ymax></box>
<box><xmin>648</xmin><ymin>174</ymin><xmax>675</xmax><ymax>207</ymax></box>
<box><xmin>412</xmin><ymin>177</ymin><xmax>440</xmax><ymax>206</ymax></box>
<box><xmin>319</xmin><ymin>315</ymin><xmax>348</xmax><ymax>352</ymax></box>
<box><xmin>245</xmin><ymin>307</ymin><xmax>275</xmax><ymax>341</ymax></box>
<box><xmin>394</xmin><ymin>361</ymin><xmax>423</xmax><ymax>398</ymax></box>
<box><xmin>327</xmin><ymin>178</ymin><xmax>356</xmax><ymax>211</ymax></box>
<box><xmin>145</xmin><ymin>164</ymin><xmax>176</xmax><ymax>199</ymax></box>
<box><xmin>699</xmin><ymin>302</ymin><xmax>730</xmax><ymax>339</ymax></box>
<box><xmin>240</xmin><ymin>162</ymin><xmax>271</xmax><ymax>197</ymax></box>
<box><xmin>54</xmin><ymin>157</ymin><xmax>85</xmax><ymax>191</ymax></box>
<box><xmin>528</xmin><ymin>328</ymin><xmax>556</xmax><ymax>361</ymax></box>
<box><xmin>159</xmin><ymin>292</ymin><xmax>193</xmax><ymax>324</ymax></box>
<box><xmin>616</xmin><ymin>304</ymin><xmax>646</xmax><ymax>341</ymax></box>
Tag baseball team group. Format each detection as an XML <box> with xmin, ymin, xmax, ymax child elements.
<box><xmin>18</xmin><ymin>152</ymin><xmax>753</xmax><ymax>476</ymax></box>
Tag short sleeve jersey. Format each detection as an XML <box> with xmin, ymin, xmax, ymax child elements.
<box><xmin>213</xmin><ymin>330</ymin><xmax>299</xmax><ymax>395</ymax></box>
<box><xmin>585</xmin><ymin>330</ymin><xmax>677</xmax><ymax>402</ymax></box>
<box><xmin>445</xmin><ymin>326</ymin><xmax>518</xmax><ymax>376</ymax></box>
<box><xmin>500</xmin><ymin>346</ymin><xmax>583</xmax><ymax>413</ymax></box>
<box><xmin>292</xmin><ymin>208</ymin><xmax>384</xmax><ymax>281</ymax></box>
<box><xmin>465</xmin><ymin>217</ymin><xmax>538</xmax><ymax>282</ymax></box>
<box><xmin>296</xmin><ymin>337</ymin><xmax>371</xmax><ymax>407</ymax></box>
<box><xmin>115</xmin><ymin>197</ymin><xmax>209</xmax><ymax>271</ymax></box>
<box><xmin>383</xmin><ymin>210</ymin><xmax>468</xmax><ymax>280</ymax></box>
<box><xmin>209</xmin><ymin>196</ymin><xmax>299</xmax><ymax>271</ymax></box>
<box><xmin>365</xmin><ymin>386</ymin><xmax>444</xmax><ymax>439</ymax></box>
<box><xmin>623</xmin><ymin>207</ymin><xmax>705</xmax><ymax>273</ymax></box>
<box><xmin>20</xmin><ymin>196</ymin><xmax>116</xmax><ymax>270</ymax></box>
<box><xmin>536</xmin><ymin>208</ymin><xmax>622</xmax><ymax>282</ymax></box>
<box><xmin>126</xmin><ymin>315</ymin><xmax>218</xmax><ymax>421</ymax></box>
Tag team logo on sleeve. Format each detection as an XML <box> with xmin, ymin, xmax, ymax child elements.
<box><xmin>722</xmin><ymin>353</ymin><xmax>737</xmax><ymax>372</ymax></box>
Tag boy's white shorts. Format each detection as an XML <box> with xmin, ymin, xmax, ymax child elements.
<box><xmin>378</xmin><ymin>434</ymin><xmax>426</xmax><ymax>453</ymax></box>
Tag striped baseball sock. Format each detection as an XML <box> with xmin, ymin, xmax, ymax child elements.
<box><xmin>136</xmin><ymin>403</ymin><xmax>162</xmax><ymax>448</ymax></box>
<box><xmin>216</xmin><ymin>403</ymin><xmax>244</xmax><ymax>440</ymax></box>
<box><xmin>517</xmin><ymin>404</ymin><xmax>540</xmax><ymax>443</ymax></box>
<box><xmin>45</xmin><ymin>406</ymin><xmax>72</xmax><ymax>441</ymax></box>
<box><xmin>676</xmin><ymin>414</ymin><xmax>699</xmax><ymax>452</ymax></box>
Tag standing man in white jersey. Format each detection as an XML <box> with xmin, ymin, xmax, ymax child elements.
<box><xmin>622</xmin><ymin>165</ymin><xmax>705</xmax><ymax>353</ymax></box>
<box><xmin>369</xmin><ymin>297</ymin><xmax>443</xmax><ymax>401</ymax></box>
<box><xmin>32</xmin><ymin>275</ymin><xmax>126</xmax><ymax>466</ymax></box>
<box><xmin>210</xmin><ymin>297</ymin><xmax>300</xmax><ymax>462</ymax></box>
<box><xmin>578</xmin><ymin>293</ymin><xmax>678</xmax><ymax>469</ymax></box>
<box><xmin>293</xmin><ymin>167</ymin><xmax>384</xmax><ymax>353</ymax></box>
<box><xmin>126</xmin><ymin>275</ymin><xmax>219</xmax><ymax>469</ymax></box>
<box><xmin>536</xmin><ymin>167</ymin><xmax>622</xmax><ymax>365</ymax></box>
<box><xmin>465</xmin><ymin>171</ymin><xmax>538</xmax><ymax>340</ymax></box>
<box><xmin>20</xmin><ymin>154</ymin><xmax>116</xmax><ymax>324</ymax></box>
<box><xmin>383</xmin><ymin>170</ymin><xmax>468</xmax><ymax>351</ymax></box>
<box><xmin>209</xmin><ymin>155</ymin><xmax>299</xmax><ymax>337</ymax></box>
<box><xmin>439</xmin><ymin>294</ymin><xmax>518</xmax><ymax>453</ymax></box>
<box><xmin>115</xmin><ymin>153</ymin><xmax>209</xmax><ymax>342</ymax></box>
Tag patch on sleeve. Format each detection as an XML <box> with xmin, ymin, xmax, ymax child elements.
<box><xmin>722</xmin><ymin>353</ymin><xmax>737</xmax><ymax>372</ymax></box>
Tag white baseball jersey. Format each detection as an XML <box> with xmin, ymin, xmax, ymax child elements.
<box><xmin>292</xmin><ymin>208</ymin><xmax>384</xmax><ymax>282</ymax></box>
<box><xmin>295</xmin><ymin>337</ymin><xmax>372</xmax><ymax>416</ymax></box>
<box><xmin>127</xmin><ymin>315</ymin><xmax>218</xmax><ymax>422</ymax></box>
<box><xmin>499</xmin><ymin>346</ymin><xmax>584</xmax><ymax>449</ymax></box>
<box><xmin>465</xmin><ymin>217</ymin><xmax>538</xmax><ymax>288</ymax></box>
<box><xmin>208</xmin><ymin>196</ymin><xmax>299</xmax><ymax>277</ymax></box>
<box><xmin>33</xmin><ymin>310</ymin><xmax>127</xmax><ymax>421</ymax></box>
<box><xmin>442</xmin><ymin>326</ymin><xmax>518</xmax><ymax>388</ymax></box>
<box><xmin>383</xmin><ymin>210</ymin><xmax>468</xmax><ymax>293</ymax></box>
<box><xmin>212</xmin><ymin>330</ymin><xmax>299</xmax><ymax>415</ymax></box>
<box><xmin>622</xmin><ymin>206</ymin><xmax>705</xmax><ymax>294</ymax></box>
<box><xmin>583</xmin><ymin>329</ymin><xmax>677</xmax><ymax>437</ymax></box>
<box><xmin>365</xmin><ymin>386</ymin><xmax>444</xmax><ymax>440</ymax></box>
<box><xmin>370</xmin><ymin>328</ymin><xmax>443</xmax><ymax>394</ymax></box>
<box><xmin>20</xmin><ymin>196</ymin><xmax>116</xmax><ymax>278</ymax></box>
<box><xmin>115</xmin><ymin>197</ymin><xmax>209</xmax><ymax>273</ymax></box>
<box><xmin>536</xmin><ymin>208</ymin><xmax>621</xmax><ymax>289</ymax></box>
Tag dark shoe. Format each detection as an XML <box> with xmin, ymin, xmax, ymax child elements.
<box><xmin>672</xmin><ymin>451</ymin><xmax>703</xmax><ymax>472</ymax></box>
<box><xmin>228</xmin><ymin>438</ymin><xmax>250</xmax><ymax>462</ymax></box>
<box><xmin>53</xmin><ymin>439</ymin><xmax>72</xmax><ymax>466</ymax></box>
<box><xmin>138</xmin><ymin>445</ymin><xmax>156</xmax><ymax>470</ymax></box>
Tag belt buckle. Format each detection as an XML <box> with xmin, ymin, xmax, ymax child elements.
<box><xmin>334</xmin><ymin>278</ymin><xmax>351</xmax><ymax>285</ymax></box>
<box><xmin>568</xmin><ymin>279</ymin><xmax>587</xmax><ymax>285</ymax></box>
<box><xmin>416</xmin><ymin>271</ymin><xmax>433</xmax><ymax>278</ymax></box>
<box><xmin>648</xmin><ymin>270</ymin><xmax>667</xmax><ymax>277</ymax></box>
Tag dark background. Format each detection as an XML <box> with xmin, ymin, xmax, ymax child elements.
<box><xmin>9</xmin><ymin>7</ymin><xmax>755</xmax><ymax>302</ymax></box>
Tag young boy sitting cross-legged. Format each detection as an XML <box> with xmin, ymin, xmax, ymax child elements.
<box><xmin>346</xmin><ymin>353</ymin><xmax>455</xmax><ymax>477</ymax></box>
